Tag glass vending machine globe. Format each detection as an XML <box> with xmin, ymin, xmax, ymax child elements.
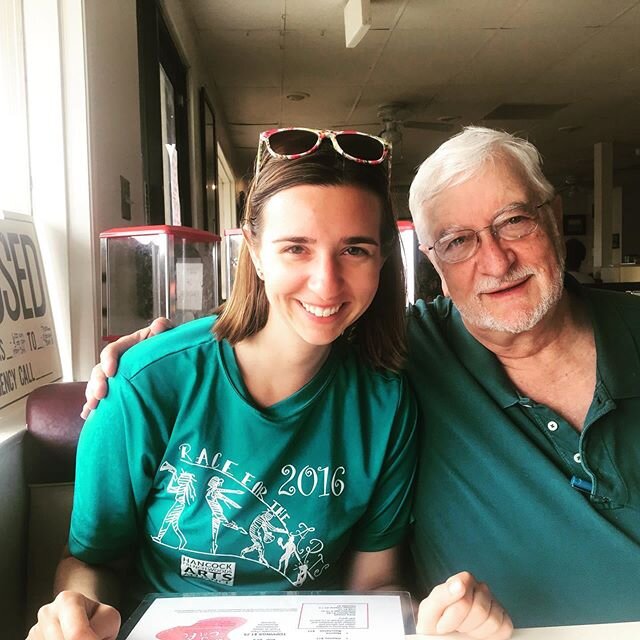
<box><xmin>100</xmin><ymin>225</ymin><xmax>221</xmax><ymax>341</ymax></box>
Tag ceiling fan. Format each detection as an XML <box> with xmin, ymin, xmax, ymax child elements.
<box><xmin>338</xmin><ymin>102</ymin><xmax>456</xmax><ymax>149</ymax></box>
<box><xmin>557</xmin><ymin>174</ymin><xmax>592</xmax><ymax>198</ymax></box>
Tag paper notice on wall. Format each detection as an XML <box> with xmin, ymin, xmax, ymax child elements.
<box><xmin>0</xmin><ymin>213</ymin><xmax>61</xmax><ymax>410</ymax></box>
<box><xmin>176</xmin><ymin>259</ymin><xmax>204</xmax><ymax>311</ymax></box>
<box><xmin>166</xmin><ymin>143</ymin><xmax>181</xmax><ymax>225</ymax></box>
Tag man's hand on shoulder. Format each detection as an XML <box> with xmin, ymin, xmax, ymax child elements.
<box><xmin>81</xmin><ymin>317</ymin><xmax>174</xmax><ymax>419</ymax></box>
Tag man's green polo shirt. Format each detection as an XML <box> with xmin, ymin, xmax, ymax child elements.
<box><xmin>406</xmin><ymin>281</ymin><xmax>640</xmax><ymax>627</ymax></box>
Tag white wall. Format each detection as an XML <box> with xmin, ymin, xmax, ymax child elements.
<box><xmin>84</xmin><ymin>0</ymin><xmax>146</xmax><ymax>358</ymax></box>
<box><xmin>85</xmin><ymin>0</ymin><xmax>146</xmax><ymax>231</ymax></box>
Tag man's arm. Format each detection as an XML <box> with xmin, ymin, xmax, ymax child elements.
<box><xmin>81</xmin><ymin>317</ymin><xmax>173</xmax><ymax>419</ymax></box>
<box><xmin>345</xmin><ymin>548</ymin><xmax>512</xmax><ymax>639</ymax></box>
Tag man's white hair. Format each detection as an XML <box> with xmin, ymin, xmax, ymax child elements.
<box><xmin>408</xmin><ymin>126</ymin><xmax>556</xmax><ymax>245</ymax></box>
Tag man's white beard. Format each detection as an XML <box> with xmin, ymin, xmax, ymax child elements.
<box><xmin>457</xmin><ymin>263</ymin><xmax>565</xmax><ymax>334</ymax></box>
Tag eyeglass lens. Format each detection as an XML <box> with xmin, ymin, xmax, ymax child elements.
<box><xmin>437</xmin><ymin>208</ymin><xmax>538</xmax><ymax>262</ymax></box>
<box><xmin>267</xmin><ymin>129</ymin><xmax>319</xmax><ymax>155</ymax></box>
<box><xmin>334</xmin><ymin>132</ymin><xmax>386</xmax><ymax>161</ymax></box>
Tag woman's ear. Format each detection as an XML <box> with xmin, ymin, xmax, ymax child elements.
<box><xmin>242</xmin><ymin>226</ymin><xmax>264</xmax><ymax>279</ymax></box>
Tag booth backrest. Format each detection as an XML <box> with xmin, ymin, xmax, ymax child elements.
<box><xmin>23</xmin><ymin>382</ymin><xmax>86</xmax><ymax>634</ymax></box>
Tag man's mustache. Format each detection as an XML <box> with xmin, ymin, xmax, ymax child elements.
<box><xmin>475</xmin><ymin>267</ymin><xmax>536</xmax><ymax>295</ymax></box>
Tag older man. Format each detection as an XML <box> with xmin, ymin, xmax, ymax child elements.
<box><xmin>80</xmin><ymin>127</ymin><xmax>639</xmax><ymax>629</ymax></box>
<box><xmin>407</xmin><ymin>126</ymin><xmax>640</xmax><ymax>627</ymax></box>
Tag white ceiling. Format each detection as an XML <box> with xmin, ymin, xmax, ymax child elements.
<box><xmin>183</xmin><ymin>0</ymin><xmax>640</xmax><ymax>200</ymax></box>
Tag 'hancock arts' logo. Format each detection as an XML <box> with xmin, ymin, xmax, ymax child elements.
<box><xmin>181</xmin><ymin>555</ymin><xmax>236</xmax><ymax>586</ymax></box>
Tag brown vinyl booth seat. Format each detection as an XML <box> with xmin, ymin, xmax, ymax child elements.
<box><xmin>21</xmin><ymin>382</ymin><xmax>86</xmax><ymax>637</ymax></box>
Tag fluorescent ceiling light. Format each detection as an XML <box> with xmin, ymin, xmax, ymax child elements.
<box><xmin>344</xmin><ymin>0</ymin><xmax>370</xmax><ymax>48</ymax></box>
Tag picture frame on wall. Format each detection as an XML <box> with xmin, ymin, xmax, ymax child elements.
<box><xmin>563</xmin><ymin>214</ymin><xmax>586</xmax><ymax>236</ymax></box>
<box><xmin>199</xmin><ymin>87</ymin><xmax>219</xmax><ymax>233</ymax></box>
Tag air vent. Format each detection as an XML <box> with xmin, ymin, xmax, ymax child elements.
<box><xmin>483</xmin><ymin>103</ymin><xmax>568</xmax><ymax>120</ymax></box>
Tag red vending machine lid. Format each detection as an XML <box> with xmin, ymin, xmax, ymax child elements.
<box><xmin>100</xmin><ymin>225</ymin><xmax>221</xmax><ymax>242</ymax></box>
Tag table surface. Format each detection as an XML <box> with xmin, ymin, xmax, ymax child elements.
<box><xmin>408</xmin><ymin>620</ymin><xmax>640</xmax><ymax>639</ymax></box>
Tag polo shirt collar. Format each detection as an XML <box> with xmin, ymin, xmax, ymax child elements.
<box><xmin>447</xmin><ymin>303</ymin><xmax>520</xmax><ymax>409</ymax></box>
<box><xmin>573</xmin><ymin>277</ymin><xmax>640</xmax><ymax>400</ymax></box>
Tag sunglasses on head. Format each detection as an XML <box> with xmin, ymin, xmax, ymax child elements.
<box><xmin>255</xmin><ymin>127</ymin><xmax>392</xmax><ymax>181</ymax></box>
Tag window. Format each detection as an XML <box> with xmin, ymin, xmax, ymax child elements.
<box><xmin>200</xmin><ymin>88</ymin><xmax>219</xmax><ymax>234</ymax></box>
<box><xmin>137</xmin><ymin>0</ymin><xmax>191</xmax><ymax>226</ymax></box>
<box><xmin>217</xmin><ymin>144</ymin><xmax>237</xmax><ymax>232</ymax></box>
<box><xmin>0</xmin><ymin>0</ymin><xmax>31</xmax><ymax>217</ymax></box>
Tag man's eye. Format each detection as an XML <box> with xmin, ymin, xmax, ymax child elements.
<box><xmin>504</xmin><ymin>214</ymin><xmax>528</xmax><ymax>226</ymax></box>
<box><xmin>444</xmin><ymin>234</ymin><xmax>469</xmax><ymax>250</ymax></box>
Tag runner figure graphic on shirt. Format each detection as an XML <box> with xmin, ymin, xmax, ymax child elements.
<box><xmin>240</xmin><ymin>509</ymin><xmax>287</xmax><ymax>566</ymax></box>
<box><xmin>152</xmin><ymin>462</ymin><xmax>196</xmax><ymax>549</ymax></box>
<box><xmin>205</xmin><ymin>476</ymin><xmax>247</xmax><ymax>553</ymax></box>
<box><xmin>277</xmin><ymin>523</ymin><xmax>315</xmax><ymax>574</ymax></box>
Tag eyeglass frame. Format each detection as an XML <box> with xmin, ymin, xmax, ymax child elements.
<box><xmin>255</xmin><ymin>127</ymin><xmax>392</xmax><ymax>185</ymax></box>
<box><xmin>423</xmin><ymin>200</ymin><xmax>551</xmax><ymax>264</ymax></box>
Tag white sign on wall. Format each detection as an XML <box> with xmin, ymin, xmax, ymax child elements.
<box><xmin>0</xmin><ymin>212</ymin><xmax>61</xmax><ymax>410</ymax></box>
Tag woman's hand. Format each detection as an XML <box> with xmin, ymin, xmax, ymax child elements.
<box><xmin>81</xmin><ymin>317</ymin><xmax>173</xmax><ymax>419</ymax></box>
<box><xmin>415</xmin><ymin>571</ymin><xmax>513</xmax><ymax>639</ymax></box>
<box><xmin>26</xmin><ymin>591</ymin><xmax>121</xmax><ymax>640</ymax></box>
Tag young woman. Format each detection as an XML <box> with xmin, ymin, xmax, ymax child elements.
<box><xmin>29</xmin><ymin>129</ymin><xmax>512</xmax><ymax>640</ymax></box>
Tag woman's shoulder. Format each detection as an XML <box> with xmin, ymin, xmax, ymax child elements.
<box><xmin>118</xmin><ymin>315</ymin><xmax>219</xmax><ymax>379</ymax></box>
<box><xmin>336</xmin><ymin>341</ymin><xmax>410</xmax><ymax>394</ymax></box>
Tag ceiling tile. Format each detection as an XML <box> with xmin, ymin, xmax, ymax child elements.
<box><xmin>187</xmin><ymin>0</ymin><xmax>283</xmax><ymax>30</ymax></box>
<box><xmin>612</xmin><ymin>2</ymin><xmax>640</xmax><ymax>25</ymax></box>
<box><xmin>198</xmin><ymin>29</ymin><xmax>282</xmax><ymax>87</ymax></box>
<box><xmin>283</xmin><ymin>29</ymin><xmax>389</xmax><ymax>87</ymax></box>
<box><xmin>450</xmin><ymin>27</ymin><xmax>594</xmax><ymax>85</ymax></box>
<box><xmin>505</xmin><ymin>0</ymin><xmax>638</xmax><ymax>27</ymax></box>
<box><xmin>284</xmin><ymin>0</ymin><xmax>344</xmax><ymax>29</ymax></box>
<box><xmin>543</xmin><ymin>26</ymin><xmax>640</xmax><ymax>84</ymax></box>
<box><xmin>373</xmin><ymin>28</ymin><xmax>495</xmax><ymax>86</ymax></box>
<box><xmin>280</xmin><ymin>87</ymin><xmax>364</xmax><ymax>127</ymax></box>
<box><xmin>219</xmin><ymin>87</ymin><xmax>282</xmax><ymax>124</ymax></box>
<box><xmin>397</xmin><ymin>0</ymin><xmax>523</xmax><ymax>29</ymax></box>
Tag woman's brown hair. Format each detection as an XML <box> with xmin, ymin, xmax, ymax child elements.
<box><xmin>214</xmin><ymin>142</ymin><xmax>407</xmax><ymax>371</ymax></box>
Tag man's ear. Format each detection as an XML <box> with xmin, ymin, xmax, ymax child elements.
<box><xmin>437</xmin><ymin>271</ymin><xmax>450</xmax><ymax>297</ymax></box>
<box><xmin>419</xmin><ymin>244</ymin><xmax>450</xmax><ymax>297</ymax></box>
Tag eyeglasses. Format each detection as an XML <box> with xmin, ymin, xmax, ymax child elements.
<box><xmin>425</xmin><ymin>202</ymin><xmax>549</xmax><ymax>264</ymax></box>
<box><xmin>255</xmin><ymin>127</ymin><xmax>391</xmax><ymax>180</ymax></box>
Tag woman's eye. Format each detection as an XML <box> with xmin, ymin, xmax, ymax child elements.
<box><xmin>284</xmin><ymin>245</ymin><xmax>305</xmax><ymax>255</ymax></box>
<box><xmin>344</xmin><ymin>246</ymin><xmax>369</xmax><ymax>256</ymax></box>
